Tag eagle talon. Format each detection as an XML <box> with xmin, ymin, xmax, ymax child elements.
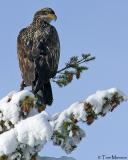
<box><xmin>38</xmin><ymin>104</ymin><xmax>46</xmax><ymax>112</ymax></box>
<box><xmin>20</xmin><ymin>80</ymin><xmax>26</xmax><ymax>91</ymax></box>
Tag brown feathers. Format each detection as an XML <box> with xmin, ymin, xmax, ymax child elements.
<box><xmin>17</xmin><ymin>10</ymin><xmax>60</xmax><ymax>87</ymax></box>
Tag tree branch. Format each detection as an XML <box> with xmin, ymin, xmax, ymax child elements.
<box><xmin>0</xmin><ymin>88</ymin><xmax>127</xmax><ymax>159</ymax></box>
<box><xmin>57</xmin><ymin>53</ymin><xmax>95</xmax><ymax>73</ymax></box>
<box><xmin>53</xmin><ymin>54</ymin><xmax>95</xmax><ymax>87</ymax></box>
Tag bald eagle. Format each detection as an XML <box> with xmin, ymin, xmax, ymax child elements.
<box><xmin>17</xmin><ymin>8</ymin><xmax>60</xmax><ymax>106</ymax></box>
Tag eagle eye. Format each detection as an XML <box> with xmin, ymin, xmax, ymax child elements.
<box><xmin>43</xmin><ymin>11</ymin><xmax>48</xmax><ymax>15</ymax></box>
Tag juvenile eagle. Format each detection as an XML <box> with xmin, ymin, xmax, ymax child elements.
<box><xmin>17</xmin><ymin>8</ymin><xmax>60</xmax><ymax>106</ymax></box>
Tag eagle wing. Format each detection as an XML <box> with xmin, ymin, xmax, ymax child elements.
<box><xmin>17</xmin><ymin>27</ymin><xmax>35</xmax><ymax>85</ymax></box>
<box><xmin>38</xmin><ymin>25</ymin><xmax>60</xmax><ymax>78</ymax></box>
<box><xmin>50</xmin><ymin>26</ymin><xmax>60</xmax><ymax>77</ymax></box>
<box><xmin>17</xmin><ymin>24</ymin><xmax>60</xmax><ymax>86</ymax></box>
<box><xmin>17</xmin><ymin>28</ymin><xmax>35</xmax><ymax>86</ymax></box>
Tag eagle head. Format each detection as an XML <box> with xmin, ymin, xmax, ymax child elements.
<box><xmin>33</xmin><ymin>8</ymin><xmax>57</xmax><ymax>23</ymax></box>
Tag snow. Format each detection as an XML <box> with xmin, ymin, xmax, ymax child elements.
<box><xmin>0</xmin><ymin>112</ymin><xmax>53</xmax><ymax>157</ymax></box>
<box><xmin>85</xmin><ymin>88</ymin><xmax>128</xmax><ymax>114</ymax></box>
<box><xmin>0</xmin><ymin>88</ymin><xmax>127</xmax><ymax>159</ymax></box>
<box><xmin>0</xmin><ymin>90</ymin><xmax>35</xmax><ymax>125</ymax></box>
<box><xmin>53</xmin><ymin>102</ymin><xmax>86</xmax><ymax>130</ymax></box>
<box><xmin>51</xmin><ymin>88</ymin><xmax>127</xmax><ymax>153</ymax></box>
<box><xmin>15</xmin><ymin>111</ymin><xmax>52</xmax><ymax>147</ymax></box>
<box><xmin>51</xmin><ymin>102</ymin><xmax>86</xmax><ymax>154</ymax></box>
<box><xmin>0</xmin><ymin>91</ymin><xmax>16</xmax><ymax>105</ymax></box>
<box><xmin>11</xmin><ymin>90</ymin><xmax>35</xmax><ymax>105</ymax></box>
<box><xmin>52</xmin><ymin>88</ymin><xmax>128</xmax><ymax>130</ymax></box>
<box><xmin>108</xmin><ymin>88</ymin><xmax>128</xmax><ymax>100</ymax></box>
<box><xmin>38</xmin><ymin>156</ymin><xmax>76</xmax><ymax>160</ymax></box>
<box><xmin>0</xmin><ymin>129</ymin><xmax>18</xmax><ymax>155</ymax></box>
<box><xmin>0</xmin><ymin>103</ymin><xmax>20</xmax><ymax>124</ymax></box>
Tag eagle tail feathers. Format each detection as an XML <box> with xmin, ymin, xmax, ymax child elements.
<box><xmin>43</xmin><ymin>81</ymin><xmax>53</xmax><ymax>105</ymax></box>
<box><xmin>32</xmin><ymin>58</ymin><xmax>53</xmax><ymax>106</ymax></box>
<box><xmin>33</xmin><ymin>81</ymin><xmax>53</xmax><ymax>106</ymax></box>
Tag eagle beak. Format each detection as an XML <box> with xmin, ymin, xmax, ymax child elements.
<box><xmin>54</xmin><ymin>14</ymin><xmax>57</xmax><ymax>21</ymax></box>
<box><xmin>48</xmin><ymin>14</ymin><xmax>57</xmax><ymax>21</ymax></box>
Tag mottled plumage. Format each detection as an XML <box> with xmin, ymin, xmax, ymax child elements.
<box><xmin>17</xmin><ymin>8</ymin><xmax>60</xmax><ymax>106</ymax></box>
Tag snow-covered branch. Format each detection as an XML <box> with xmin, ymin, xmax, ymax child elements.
<box><xmin>0</xmin><ymin>88</ymin><xmax>127</xmax><ymax>160</ymax></box>
<box><xmin>51</xmin><ymin>88</ymin><xmax>127</xmax><ymax>153</ymax></box>
<box><xmin>37</xmin><ymin>156</ymin><xmax>76</xmax><ymax>160</ymax></box>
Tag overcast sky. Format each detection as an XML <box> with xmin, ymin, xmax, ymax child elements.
<box><xmin>0</xmin><ymin>1</ymin><xmax>128</xmax><ymax>160</ymax></box>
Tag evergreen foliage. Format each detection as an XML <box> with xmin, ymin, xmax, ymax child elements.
<box><xmin>53</xmin><ymin>54</ymin><xmax>95</xmax><ymax>87</ymax></box>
